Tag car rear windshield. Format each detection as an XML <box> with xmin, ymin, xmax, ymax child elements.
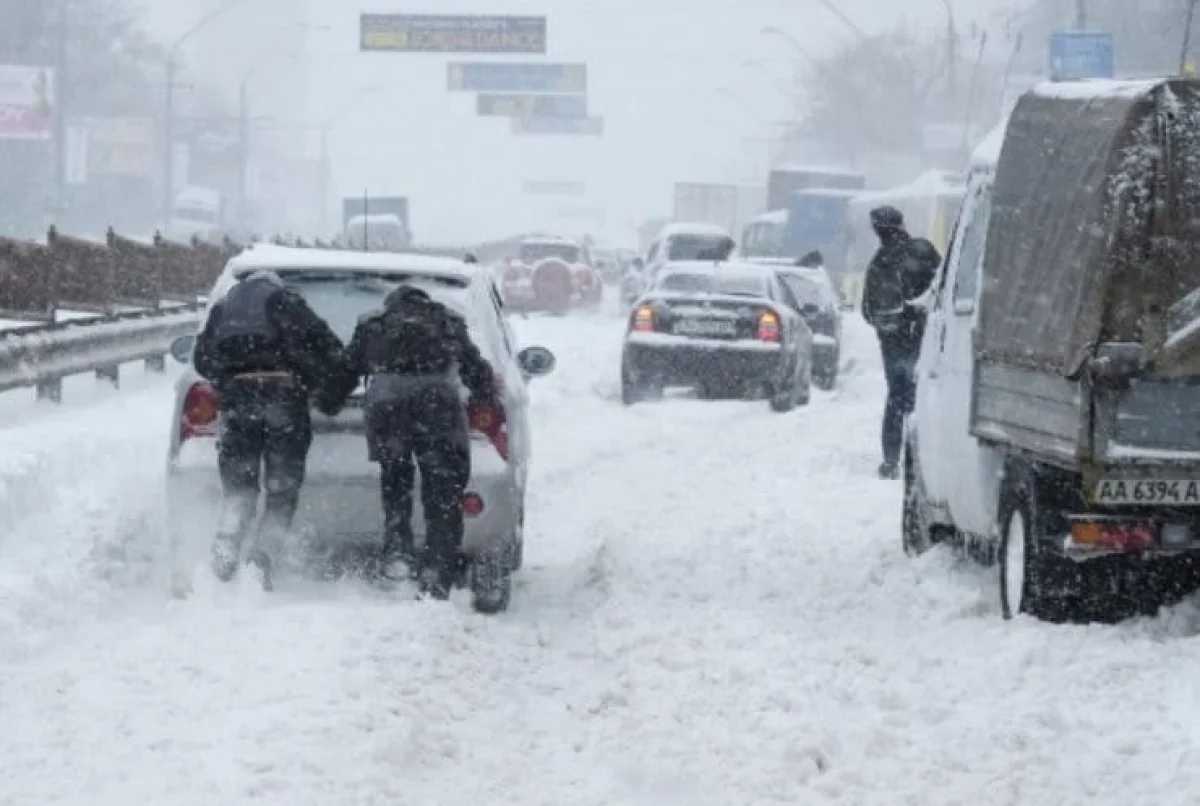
<box><xmin>659</xmin><ymin>272</ymin><xmax>767</xmax><ymax>297</ymax></box>
<box><xmin>519</xmin><ymin>243</ymin><xmax>580</xmax><ymax>264</ymax></box>
<box><xmin>277</xmin><ymin>272</ymin><xmax>471</xmax><ymax>343</ymax></box>
<box><xmin>666</xmin><ymin>234</ymin><xmax>728</xmax><ymax>261</ymax></box>
<box><xmin>780</xmin><ymin>274</ymin><xmax>825</xmax><ymax>307</ymax></box>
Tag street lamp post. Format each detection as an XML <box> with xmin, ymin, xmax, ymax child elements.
<box><xmin>161</xmin><ymin>0</ymin><xmax>257</xmax><ymax>227</ymax></box>
<box><xmin>237</xmin><ymin>23</ymin><xmax>328</xmax><ymax>226</ymax></box>
<box><xmin>316</xmin><ymin>86</ymin><xmax>384</xmax><ymax>233</ymax></box>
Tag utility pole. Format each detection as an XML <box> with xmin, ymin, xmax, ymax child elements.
<box><xmin>238</xmin><ymin>81</ymin><xmax>249</xmax><ymax>222</ymax></box>
<box><xmin>1075</xmin><ymin>0</ymin><xmax>1087</xmax><ymax>29</ymax></box>
<box><xmin>52</xmin><ymin>0</ymin><xmax>68</xmax><ymax>224</ymax></box>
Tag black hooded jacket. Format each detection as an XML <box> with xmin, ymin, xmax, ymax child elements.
<box><xmin>194</xmin><ymin>274</ymin><xmax>344</xmax><ymax>393</ymax></box>
<box><xmin>861</xmin><ymin>228</ymin><xmax>941</xmax><ymax>355</ymax></box>
<box><xmin>319</xmin><ymin>286</ymin><xmax>495</xmax><ymax>414</ymax></box>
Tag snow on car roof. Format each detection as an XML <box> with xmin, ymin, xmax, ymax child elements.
<box><xmin>772</xmin><ymin>163</ymin><xmax>863</xmax><ymax>177</ymax></box>
<box><xmin>1029</xmin><ymin>77</ymin><xmax>1163</xmax><ymax>100</ymax></box>
<box><xmin>228</xmin><ymin>244</ymin><xmax>474</xmax><ymax>283</ymax></box>
<box><xmin>658</xmin><ymin>221</ymin><xmax>731</xmax><ymax>238</ymax></box>
<box><xmin>520</xmin><ymin>236</ymin><xmax>580</xmax><ymax>247</ymax></box>
<box><xmin>661</xmin><ymin>259</ymin><xmax>772</xmax><ymax>278</ymax></box>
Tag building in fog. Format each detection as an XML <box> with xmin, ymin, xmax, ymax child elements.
<box><xmin>171</xmin><ymin>0</ymin><xmax>322</xmax><ymax>235</ymax></box>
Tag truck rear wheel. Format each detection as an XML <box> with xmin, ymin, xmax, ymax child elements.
<box><xmin>997</xmin><ymin>468</ymin><xmax>1079</xmax><ymax>622</ymax></box>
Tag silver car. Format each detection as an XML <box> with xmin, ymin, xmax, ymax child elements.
<box><xmin>164</xmin><ymin>245</ymin><xmax>556</xmax><ymax>613</ymax></box>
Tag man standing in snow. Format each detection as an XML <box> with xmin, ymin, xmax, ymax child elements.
<box><xmin>860</xmin><ymin>206</ymin><xmax>941</xmax><ymax>480</ymax></box>
<box><xmin>193</xmin><ymin>269</ymin><xmax>344</xmax><ymax>589</ymax></box>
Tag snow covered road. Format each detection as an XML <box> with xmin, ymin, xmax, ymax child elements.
<box><xmin>3</xmin><ymin>311</ymin><xmax>1200</xmax><ymax>804</ymax></box>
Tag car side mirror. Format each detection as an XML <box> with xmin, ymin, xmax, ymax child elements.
<box><xmin>802</xmin><ymin>303</ymin><xmax>821</xmax><ymax>316</ymax></box>
<box><xmin>170</xmin><ymin>334</ymin><xmax>196</xmax><ymax>364</ymax></box>
<box><xmin>517</xmin><ymin>345</ymin><xmax>556</xmax><ymax>378</ymax></box>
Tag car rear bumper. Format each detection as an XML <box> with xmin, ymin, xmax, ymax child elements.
<box><xmin>623</xmin><ymin>333</ymin><xmax>785</xmax><ymax>387</ymax></box>
<box><xmin>166</xmin><ymin>434</ymin><xmax>518</xmax><ymax>558</ymax></box>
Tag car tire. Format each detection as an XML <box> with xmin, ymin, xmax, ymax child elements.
<box><xmin>769</xmin><ymin>361</ymin><xmax>802</xmax><ymax>412</ymax></box>
<box><xmin>621</xmin><ymin>357</ymin><xmax>660</xmax><ymax>405</ymax></box>
<box><xmin>470</xmin><ymin>552</ymin><xmax>513</xmax><ymax>614</ymax></box>
<box><xmin>814</xmin><ymin>350</ymin><xmax>839</xmax><ymax>391</ymax></box>
<box><xmin>997</xmin><ymin>469</ymin><xmax>1079</xmax><ymax>622</ymax></box>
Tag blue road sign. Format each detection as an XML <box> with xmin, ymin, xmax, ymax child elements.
<box><xmin>447</xmin><ymin>62</ymin><xmax>587</xmax><ymax>93</ymax></box>
<box><xmin>477</xmin><ymin>93</ymin><xmax>588</xmax><ymax>119</ymax></box>
<box><xmin>511</xmin><ymin>116</ymin><xmax>604</xmax><ymax>136</ymax></box>
<box><xmin>360</xmin><ymin>15</ymin><xmax>546</xmax><ymax>53</ymax></box>
<box><xmin>1048</xmin><ymin>31</ymin><xmax>1115</xmax><ymax>81</ymax></box>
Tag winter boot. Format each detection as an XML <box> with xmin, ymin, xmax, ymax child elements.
<box><xmin>211</xmin><ymin>534</ymin><xmax>241</xmax><ymax>582</ymax></box>
<box><xmin>245</xmin><ymin>548</ymin><xmax>274</xmax><ymax>592</ymax></box>
<box><xmin>878</xmin><ymin>461</ymin><xmax>899</xmax><ymax>480</ymax></box>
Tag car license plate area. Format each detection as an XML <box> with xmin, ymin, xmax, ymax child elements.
<box><xmin>673</xmin><ymin>317</ymin><xmax>737</xmax><ymax>337</ymax></box>
<box><xmin>1093</xmin><ymin>479</ymin><xmax>1200</xmax><ymax>506</ymax></box>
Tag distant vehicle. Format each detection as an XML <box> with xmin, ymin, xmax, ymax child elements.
<box><xmin>643</xmin><ymin>221</ymin><xmax>734</xmax><ymax>280</ymax></box>
<box><xmin>739</xmin><ymin>209</ymin><xmax>788</xmax><ymax>263</ymax></box>
<box><xmin>590</xmin><ymin>247</ymin><xmax>624</xmax><ymax>284</ymax></box>
<box><xmin>165</xmin><ymin>185</ymin><xmax>225</xmax><ymax>245</ymax></box>
<box><xmin>775</xmin><ymin>252</ymin><xmax>842</xmax><ymax>390</ymax></box>
<box><xmin>343</xmin><ymin>213</ymin><xmax>411</xmax><ymax>251</ymax></box>
<box><xmin>767</xmin><ymin>164</ymin><xmax>866</xmax><ymax>211</ymax></box>
<box><xmin>620</xmin><ymin>260</ymin><xmax>812</xmax><ymax>410</ymax></box>
<box><xmin>164</xmin><ymin>244</ymin><xmax>558</xmax><ymax>614</ymax></box>
<box><xmin>342</xmin><ymin>195</ymin><xmax>409</xmax><ymax>235</ymax></box>
<box><xmin>500</xmin><ymin>235</ymin><xmax>602</xmax><ymax>314</ymax></box>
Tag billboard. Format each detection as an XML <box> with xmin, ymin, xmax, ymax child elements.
<box><xmin>361</xmin><ymin>14</ymin><xmax>546</xmax><ymax>53</ymax></box>
<box><xmin>81</xmin><ymin>117</ymin><xmax>155</xmax><ymax>177</ymax></box>
<box><xmin>1048</xmin><ymin>31</ymin><xmax>1114</xmax><ymax>81</ymax></box>
<box><xmin>512</xmin><ymin>116</ymin><xmax>604</xmax><ymax>136</ymax></box>
<box><xmin>523</xmin><ymin>180</ymin><xmax>586</xmax><ymax>196</ymax></box>
<box><xmin>0</xmin><ymin>65</ymin><xmax>54</xmax><ymax>141</ymax></box>
<box><xmin>477</xmin><ymin>93</ymin><xmax>587</xmax><ymax>119</ymax></box>
<box><xmin>447</xmin><ymin>62</ymin><xmax>586</xmax><ymax>93</ymax></box>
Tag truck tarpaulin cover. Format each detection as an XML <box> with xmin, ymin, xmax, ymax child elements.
<box><xmin>978</xmin><ymin>77</ymin><xmax>1200</xmax><ymax>376</ymax></box>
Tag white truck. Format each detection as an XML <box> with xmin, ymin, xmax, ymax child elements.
<box><xmin>904</xmin><ymin>77</ymin><xmax>1200</xmax><ymax>624</ymax></box>
<box><xmin>164</xmin><ymin>185</ymin><xmax>225</xmax><ymax>245</ymax></box>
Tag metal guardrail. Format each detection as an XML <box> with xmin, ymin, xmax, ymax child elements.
<box><xmin>0</xmin><ymin>303</ymin><xmax>203</xmax><ymax>402</ymax></box>
<box><xmin>0</xmin><ymin>226</ymin><xmax>480</xmax><ymax>404</ymax></box>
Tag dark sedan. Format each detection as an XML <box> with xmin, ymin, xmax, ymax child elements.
<box><xmin>620</xmin><ymin>262</ymin><xmax>813</xmax><ymax>412</ymax></box>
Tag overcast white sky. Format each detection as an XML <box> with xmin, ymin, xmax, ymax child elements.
<box><xmin>137</xmin><ymin>0</ymin><xmax>1030</xmax><ymax>242</ymax></box>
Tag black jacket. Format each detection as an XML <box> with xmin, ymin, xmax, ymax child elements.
<box><xmin>194</xmin><ymin>278</ymin><xmax>344</xmax><ymax>393</ymax></box>
<box><xmin>319</xmin><ymin>291</ymin><xmax>495</xmax><ymax>414</ymax></box>
<box><xmin>861</xmin><ymin>231</ymin><xmax>940</xmax><ymax>353</ymax></box>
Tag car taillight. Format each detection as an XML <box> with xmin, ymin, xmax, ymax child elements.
<box><xmin>467</xmin><ymin>384</ymin><xmax>509</xmax><ymax>461</ymax></box>
<box><xmin>632</xmin><ymin>304</ymin><xmax>655</xmax><ymax>332</ymax></box>
<box><xmin>756</xmin><ymin>310</ymin><xmax>781</xmax><ymax>342</ymax></box>
<box><xmin>1068</xmin><ymin>518</ymin><xmax>1157</xmax><ymax>551</ymax></box>
<box><xmin>180</xmin><ymin>381</ymin><xmax>219</xmax><ymax>441</ymax></box>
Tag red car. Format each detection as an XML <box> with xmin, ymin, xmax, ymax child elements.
<box><xmin>500</xmin><ymin>237</ymin><xmax>603</xmax><ymax>314</ymax></box>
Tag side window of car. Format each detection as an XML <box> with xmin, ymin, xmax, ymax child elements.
<box><xmin>776</xmin><ymin>275</ymin><xmax>802</xmax><ymax>313</ymax></box>
<box><xmin>952</xmin><ymin>186</ymin><xmax>993</xmax><ymax>313</ymax></box>
<box><xmin>931</xmin><ymin>188</ymin><xmax>974</xmax><ymax>310</ymax></box>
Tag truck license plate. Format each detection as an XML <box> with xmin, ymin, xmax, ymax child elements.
<box><xmin>1093</xmin><ymin>479</ymin><xmax>1200</xmax><ymax>505</ymax></box>
<box><xmin>675</xmin><ymin>318</ymin><xmax>736</xmax><ymax>336</ymax></box>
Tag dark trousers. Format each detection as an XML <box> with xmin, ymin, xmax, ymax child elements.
<box><xmin>880</xmin><ymin>340</ymin><xmax>917</xmax><ymax>467</ymax></box>
<box><xmin>365</xmin><ymin>375</ymin><xmax>471</xmax><ymax>578</ymax></box>
<box><xmin>216</xmin><ymin>378</ymin><xmax>312</xmax><ymax>549</ymax></box>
